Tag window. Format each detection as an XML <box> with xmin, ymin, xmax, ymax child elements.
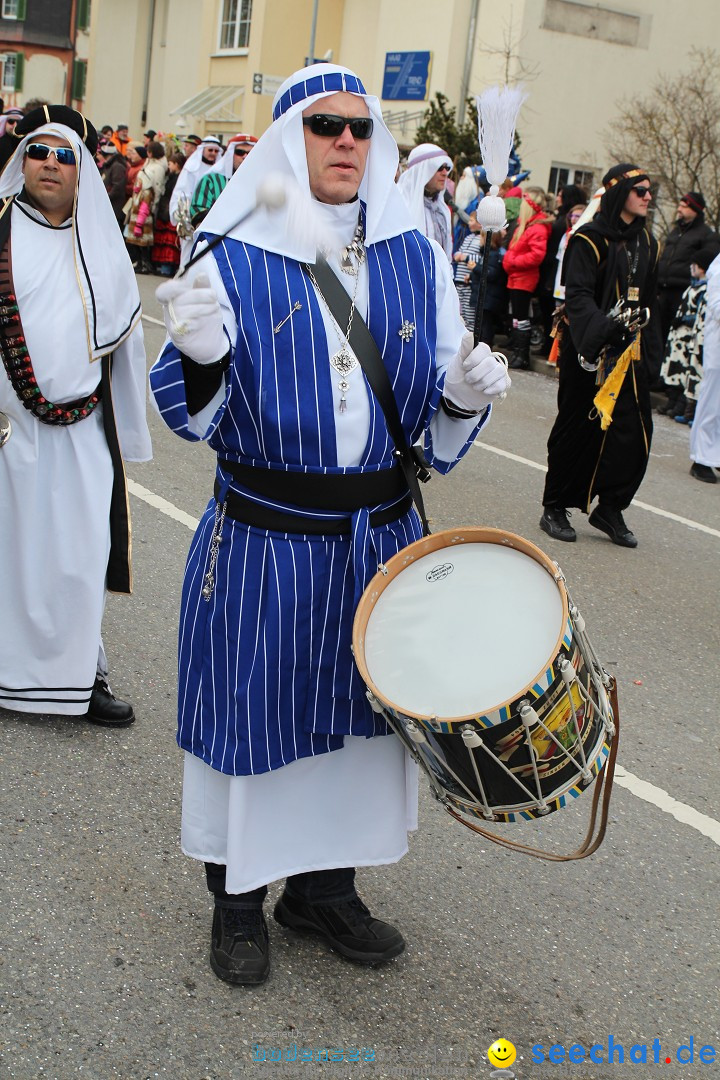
<box><xmin>219</xmin><ymin>0</ymin><xmax>252</xmax><ymax>50</ymax></box>
<box><xmin>0</xmin><ymin>52</ymin><xmax>23</xmax><ymax>91</ymax></box>
<box><xmin>71</xmin><ymin>58</ymin><xmax>87</xmax><ymax>101</ymax></box>
<box><xmin>548</xmin><ymin>163</ymin><xmax>595</xmax><ymax>196</ymax></box>
<box><xmin>2</xmin><ymin>0</ymin><xmax>26</xmax><ymax>20</ymax></box>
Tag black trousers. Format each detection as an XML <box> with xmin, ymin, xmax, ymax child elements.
<box><xmin>205</xmin><ymin>862</ymin><xmax>357</xmax><ymax>908</ymax></box>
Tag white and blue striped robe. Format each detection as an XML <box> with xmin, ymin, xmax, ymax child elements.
<box><xmin>150</xmin><ymin>225</ymin><xmax>488</xmax><ymax>778</ymax></box>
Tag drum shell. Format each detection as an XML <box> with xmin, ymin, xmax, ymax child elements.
<box><xmin>391</xmin><ymin>637</ymin><xmax>611</xmax><ymax>821</ymax></box>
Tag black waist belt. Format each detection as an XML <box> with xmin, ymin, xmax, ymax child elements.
<box><xmin>215</xmin><ymin>459</ymin><xmax>413</xmax><ymax>535</ymax></box>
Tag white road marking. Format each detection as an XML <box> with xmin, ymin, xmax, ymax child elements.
<box><xmin>614</xmin><ymin>766</ymin><xmax>720</xmax><ymax>847</ymax></box>
<box><xmin>127</xmin><ymin>479</ymin><xmax>199</xmax><ymax>531</ymax></box>
<box><xmin>474</xmin><ymin>440</ymin><xmax>720</xmax><ymax>540</ymax></box>
<box><xmin>127</xmin><ymin>463</ymin><xmax>720</xmax><ymax>849</ymax></box>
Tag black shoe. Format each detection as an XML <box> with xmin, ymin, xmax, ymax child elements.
<box><xmin>539</xmin><ymin>506</ymin><xmax>576</xmax><ymax>542</ymax></box>
<box><xmin>690</xmin><ymin>462</ymin><xmax>718</xmax><ymax>484</ymax></box>
<box><xmin>588</xmin><ymin>505</ymin><xmax>637</xmax><ymax>548</ymax></box>
<box><xmin>85</xmin><ymin>676</ymin><xmax>135</xmax><ymax>726</ymax></box>
<box><xmin>210</xmin><ymin>901</ymin><xmax>269</xmax><ymax>985</ymax></box>
<box><xmin>273</xmin><ymin>890</ymin><xmax>405</xmax><ymax>965</ymax></box>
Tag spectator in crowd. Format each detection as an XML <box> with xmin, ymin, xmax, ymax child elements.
<box><xmin>97</xmin><ymin>142</ymin><xmax>129</xmax><ymax>227</ymax></box>
<box><xmin>111</xmin><ymin>123</ymin><xmax>131</xmax><ymax>156</ymax></box>
<box><xmin>502</xmin><ymin>187</ymin><xmax>553</xmax><ymax>369</ymax></box>
<box><xmin>125</xmin><ymin>144</ymin><xmax>146</xmax><ymax>198</ymax></box>
<box><xmin>152</xmin><ymin>150</ymin><xmax>185</xmax><ymax>277</ymax></box>
<box><xmin>655</xmin><ymin>192</ymin><xmax>719</xmax><ymax>354</ymax></box>
<box><xmin>125</xmin><ymin>142</ymin><xmax>167</xmax><ymax>274</ymax></box>
<box><xmin>659</xmin><ymin>245</ymin><xmax>717</xmax><ymax>424</ymax></box>
<box><xmin>396</xmin><ymin>143</ymin><xmax>454</xmax><ymax>262</ymax></box>
<box><xmin>452</xmin><ymin>214</ymin><xmax>483</xmax><ymax>331</ymax></box>
<box><xmin>470</xmin><ymin>229</ymin><xmax>508</xmax><ymax>349</ymax></box>
<box><xmin>143</xmin><ymin>129</ymin><xmax>157</xmax><ymax>146</ymax></box>
<box><xmin>182</xmin><ymin>134</ymin><xmax>202</xmax><ymax>157</ymax></box>
<box><xmin>537</xmin><ymin>184</ymin><xmax>588</xmax><ymax>355</ymax></box>
<box><xmin>689</xmin><ymin>251</ymin><xmax>720</xmax><ymax>483</ymax></box>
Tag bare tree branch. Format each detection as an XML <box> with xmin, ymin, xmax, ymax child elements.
<box><xmin>603</xmin><ymin>48</ymin><xmax>720</xmax><ymax>235</ymax></box>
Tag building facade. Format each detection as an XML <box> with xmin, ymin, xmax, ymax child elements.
<box><xmin>83</xmin><ymin>0</ymin><xmax>714</xmax><ymax>201</ymax></box>
<box><xmin>0</xmin><ymin>0</ymin><xmax>90</xmax><ymax>110</ymax></box>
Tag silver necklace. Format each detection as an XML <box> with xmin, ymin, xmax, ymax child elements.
<box><xmin>306</xmin><ymin>262</ymin><xmax>361</xmax><ymax>413</ymax></box>
<box><xmin>340</xmin><ymin>215</ymin><xmax>366</xmax><ymax>276</ymax></box>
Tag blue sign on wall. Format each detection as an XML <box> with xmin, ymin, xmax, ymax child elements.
<box><xmin>382</xmin><ymin>51</ymin><xmax>432</xmax><ymax>101</ymax></box>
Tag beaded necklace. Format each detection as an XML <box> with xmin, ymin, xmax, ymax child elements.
<box><xmin>0</xmin><ymin>236</ymin><xmax>101</xmax><ymax>425</ymax></box>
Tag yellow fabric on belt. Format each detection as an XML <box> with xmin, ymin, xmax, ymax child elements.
<box><xmin>592</xmin><ymin>335</ymin><xmax>641</xmax><ymax>430</ymax></box>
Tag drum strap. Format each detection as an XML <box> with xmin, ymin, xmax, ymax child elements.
<box><xmin>444</xmin><ymin>679</ymin><xmax>621</xmax><ymax>862</ymax></box>
<box><xmin>302</xmin><ymin>257</ymin><xmax>431</xmax><ymax>536</ymax></box>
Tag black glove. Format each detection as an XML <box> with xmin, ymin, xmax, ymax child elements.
<box><xmin>607</xmin><ymin>319</ymin><xmax>632</xmax><ymax>350</ymax></box>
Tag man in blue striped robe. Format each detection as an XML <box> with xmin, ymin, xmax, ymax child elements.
<box><xmin>150</xmin><ymin>64</ymin><xmax>510</xmax><ymax>986</ymax></box>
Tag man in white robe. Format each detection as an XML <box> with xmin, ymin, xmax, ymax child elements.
<box><xmin>397</xmin><ymin>142</ymin><xmax>454</xmax><ymax>262</ymax></box>
<box><xmin>690</xmin><ymin>251</ymin><xmax>720</xmax><ymax>482</ymax></box>
<box><xmin>169</xmin><ymin>136</ymin><xmax>223</xmax><ymax>266</ymax></box>
<box><xmin>150</xmin><ymin>66</ymin><xmax>509</xmax><ymax>986</ymax></box>
<box><xmin>0</xmin><ymin>105</ymin><xmax>152</xmax><ymax>725</ymax></box>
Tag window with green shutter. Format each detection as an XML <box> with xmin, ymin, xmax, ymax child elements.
<box><xmin>76</xmin><ymin>0</ymin><xmax>91</xmax><ymax>32</ymax></box>
<box><xmin>71</xmin><ymin>59</ymin><xmax>87</xmax><ymax>101</ymax></box>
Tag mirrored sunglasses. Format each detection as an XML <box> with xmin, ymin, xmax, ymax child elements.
<box><xmin>302</xmin><ymin>114</ymin><xmax>374</xmax><ymax>140</ymax></box>
<box><xmin>25</xmin><ymin>142</ymin><xmax>77</xmax><ymax>166</ymax></box>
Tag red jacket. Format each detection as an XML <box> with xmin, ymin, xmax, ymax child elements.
<box><xmin>503</xmin><ymin>213</ymin><xmax>552</xmax><ymax>292</ymax></box>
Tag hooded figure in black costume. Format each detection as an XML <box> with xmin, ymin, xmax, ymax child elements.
<box><xmin>539</xmin><ymin>163</ymin><xmax>662</xmax><ymax>548</ymax></box>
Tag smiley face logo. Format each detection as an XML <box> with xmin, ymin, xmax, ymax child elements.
<box><xmin>487</xmin><ymin>1039</ymin><xmax>517</xmax><ymax>1068</ymax></box>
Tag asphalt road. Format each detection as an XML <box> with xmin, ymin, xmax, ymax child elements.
<box><xmin>1</xmin><ymin>272</ymin><xmax>719</xmax><ymax>1080</ymax></box>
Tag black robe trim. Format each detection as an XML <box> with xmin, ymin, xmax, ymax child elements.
<box><xmin>101</xmin><ymin>354</ymin><xmax>132</xmax><ymax>594</ymax></box>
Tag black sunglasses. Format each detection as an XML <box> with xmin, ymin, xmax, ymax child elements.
<box><xmin>302</xmin><ymin>114</ymin><xmax>374</xmax><ymax>140</ymax></box>
<box><xmin>25</xmin><ymin>142</ymin><xmax>77</xmax><ymax>166</ymax></box>
<box><xmin>234</xmin><ymin>147</ymin><xmax>249</xmax><ymax>156</ymax></box>
<box><xmin>631</xmin><ymin>185</ymin><xmax>652</xmax><ymax>198</ymax></box>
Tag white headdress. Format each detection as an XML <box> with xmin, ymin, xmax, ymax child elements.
<box><xmin>199</xmin><ymin>63</ymin><xmax>415</xmax><ymax>261</ymax></box>
<box><xmin>396</xmin><ymin>143</ymin><xmax>453</xmax><ymax>234</ymax></box>
<box><xmin>0</xmin><ymin>122</ymin><xmax>140</xmax><ymax>360</ymax></box>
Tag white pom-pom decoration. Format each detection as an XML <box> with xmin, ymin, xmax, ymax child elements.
<box><xmin>256</xmin><ymin>173</ymin><xmax>287</xmax><ymax>211</ymax></box>
<box><xmin>476</xmin><ymin>185</ymin><xmax>507</xmax><ymax>230</ymax></box>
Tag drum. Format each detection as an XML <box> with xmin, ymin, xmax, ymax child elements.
<box><xmin>352</xmin><ymin>528</ymin><xmax>616</xmax><ymax>826</ymax></box>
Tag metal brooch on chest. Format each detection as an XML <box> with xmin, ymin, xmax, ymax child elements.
<box><xmin>398</xmin><ymin>320</ymin><xmax>416</xmax><ymax>342</ymax></box>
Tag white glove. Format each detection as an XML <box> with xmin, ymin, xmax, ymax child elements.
<box><xmin>155</xmin><ymin>273</ymin><xmax>228</xmax><ymax>365</ymax></box>
<box><xmin>443</xmin><ymin>332</ymin><xmax>511</xmax><ymax>413</ymax></box>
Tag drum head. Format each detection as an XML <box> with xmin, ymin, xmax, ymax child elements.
<box><xmin>356</xmin><ymin>530</ymin><xmax>566</xmax><ymax>720</ymax></box>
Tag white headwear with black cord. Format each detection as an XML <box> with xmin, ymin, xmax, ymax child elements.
<box><xmin>0</xmin><ymin>122</ymin><xmax>141</xmax><ymax>360</ymax></box>
<box><xmin>199</xmin><ymin>63</ymin><xmax>415</xmax><ymax>261</ymax></box>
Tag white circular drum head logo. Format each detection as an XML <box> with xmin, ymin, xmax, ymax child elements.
<box><xmin>426</xmin><ymin>562</ymin><xmax>454</xmax><ymax>582</ymax></box>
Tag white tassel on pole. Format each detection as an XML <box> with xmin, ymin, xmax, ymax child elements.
<box><xmin>475</xmin><ymin>84</ymin><xmax>527</xmax><ymax>231</ymax></box>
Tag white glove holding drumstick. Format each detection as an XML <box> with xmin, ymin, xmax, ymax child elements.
<box><xmin>155</xmin><ymin>273</ymin><xmax>228</xmax><ymax>366</ymax></box>
<box><xmin>443</xmin><ymin>331</ymin><xmax>511</xmax><ymax>414</ymax></box>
